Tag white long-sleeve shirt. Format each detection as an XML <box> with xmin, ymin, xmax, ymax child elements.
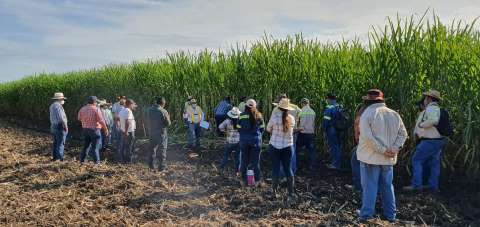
<box><xmin>357</xmin><ymin>103</ymin><xmax>408</xmax><ymax>165</ymax></box>
<box><xmin>414</xmin><ymin>102</ymin><xmax>442</xmax><ymax>139</ymax></box>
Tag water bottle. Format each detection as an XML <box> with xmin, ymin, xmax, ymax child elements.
<box><xmin>247</xmin><ymin>169</ymin><xmax>255</xmax><ymax>186</ymax></box>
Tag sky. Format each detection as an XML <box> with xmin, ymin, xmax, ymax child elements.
<box><xmin>0</xmin><ymin>0</ymin><xmax>479</xmax><ymax>82</ymax></box>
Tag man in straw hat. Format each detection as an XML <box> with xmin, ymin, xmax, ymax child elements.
<box><xmin>98</xmin><ymin>99</ymin><xmax>113</xmax><ymax>156</ymax></box>
<box><xmin>49</xmin><ymin>92</ymin><xmax>68</xmax><ymax>162</ymax></box>
<box><xmin>147</xmin><ymin>97</ymin><xmax>171</xmax><ymax>171</ymax></box>
<box><xmin>218</xmin><ymin>107</ymin><xmax>242</xmax><ymax>174</ymax></box>
<box><xmin>403</xmin><ymin>89</ymin><xmax>446</xmax><ymax>193</ymax></box>
<box><xmin>356</xmin><ymin>89</ymin><xmax>408</xmax><ymax>223</ymax></box>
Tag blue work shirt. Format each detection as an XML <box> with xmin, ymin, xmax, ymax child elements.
<box><xmin>322</xmin><ymin>101</ymin><xmax>340</xmax><ymax>132</ymax></box>
<box><xmin>237</xmin><ymin>112</ymin><xmax>265</xmax><ymax>144</ymax></box>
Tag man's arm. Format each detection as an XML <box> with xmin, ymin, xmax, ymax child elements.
<box><xmin>419</xmin><ymin>105</ymin><xmax>440</xmax><ymax>128</ymax></box>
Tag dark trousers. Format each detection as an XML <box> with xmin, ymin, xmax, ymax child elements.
<box><xmin>80</xmin><ymin>128</ymin><xmax>101</xmax><ymax>164</ymax></box>
<box><xmin>351</xmin><ymin>146</ymin><xmax>362</xmax><ymax>192</ymax></box>
<box><xmin>215</xmin><ymin>115</ymin><xmax>227</xmax><ymax>136</ymax></box>
<box><xmin>149</xmin><ymin>133</ymin><xmax>168</xmax><ymax>170</ymax></box>
<box><xmin>119</xmin><ymin>132</ymin><xmax>135</xmax><ymax>164</ymax></box>
<box><xmin>326</xmin><ymin>127</ymin><xmax>342</xmax><ymax>168</ymax></box>
<box><xmin>51</xmin><ymin>124</ymin><xmax>67</xmax><ymax>161</ymax></box>
<box><xmin>240</xmin><ymin>141</ymin><xmax>261</xmax><ymax>183</ymax></box>
<box><xmin>271</xmin><ymin>145</ymin><xmax>294</xmax><ymax>178</ymax></box>
<box><xmin>220</xmin><ymin>143</ymin><xmax>241</xmax><ymax>172</ymax></box>
<box><xmin>296</xmin><ymin>133</ymin><xmax>317</xmax><ymax>170</ymax></box>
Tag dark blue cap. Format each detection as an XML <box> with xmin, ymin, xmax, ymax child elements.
<box><xmin>88</xmin><ymin>96</ymin><xmax>98</xmax><ymax>104</ymax></box>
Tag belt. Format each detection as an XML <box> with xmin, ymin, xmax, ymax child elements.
<box><xmin>420</xmin><ymin>138</ymin><xmax>443</xmax><ymax>141</ymax></box>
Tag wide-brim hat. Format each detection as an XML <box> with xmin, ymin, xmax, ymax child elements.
<box><xmin>246</xmin><ymin>99</ymin><xmax>257</xmax><ymax>108</ymax></box>
<box><xmin>227</xmin><ymin>107</ymin><xmax>241</xmax><ymax>118</ymax></box>
<box><xmin>277</xmin><ymin>98</ymin><xmax>295</xmax><ymax>111</ymax></box>
<box><xmin>423</xmin><ymin>89</ymin><xmax>442</xmax><ymax>100</ymax></box>
<box><xmin>362</xmin><ymin>89</ymin><xmax>384</xmax><ymax>101</ymax></box>
<box><xmin>98</xmin><ymin>99</ymin><xmax>108</xmax><ymax>106</ymax></box>
<box><xmin>52</xmin><ymin>92</ymin><xmax>67</xmax><ymax>100</ymax></box>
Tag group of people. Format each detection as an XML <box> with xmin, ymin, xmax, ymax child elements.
<box><xmin>48</xmin><ymin>87</ymin><xmax>449</xmax><ymax>223</ymax></box>
<box><xmin>49</xmin><ymin>94</ymin><xmax>139</xmax><ymax>165</ymax></box>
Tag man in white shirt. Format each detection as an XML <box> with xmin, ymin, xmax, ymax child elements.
<box><xmin>357</xmin><ymin>89</ymin><xmax>408</xmax><ymax>223</ymax></box>
<box><xmin>119</xmin><ymin>99</ymin><xmax>137</xmax><ymax>164</ymax></box>
<box><xmin>404</xmin><ymin>90</ymin><xmax>445</xmax><ymax>193</ymax></box>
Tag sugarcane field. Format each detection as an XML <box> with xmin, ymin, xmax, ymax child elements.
<box><xmin>0</xmin><ymin>2</ymin><xmax>480</xmax><ymax>227</ymax></box>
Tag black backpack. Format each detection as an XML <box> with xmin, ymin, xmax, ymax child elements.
<box><xmin>334</xmin><ymin>106</ymin><xmax>351</xmax><ymax>131</ymax></box>
<box><xmin>435</xmin><ymin>108</ymin><xmax>453</xmax><ymax>137</ymax></box>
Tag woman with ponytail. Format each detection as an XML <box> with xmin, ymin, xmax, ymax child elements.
<box><xmin>237</xmin><ymin>99</ymin><xmax>265</xmax><ymax>186</ymax></box>
<box><xmin>266</xmin><ymin>98</ymin><xmax>296</xmax><ymax>198</ymax></box>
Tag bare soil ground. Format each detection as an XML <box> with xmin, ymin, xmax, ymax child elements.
<box><xmin>0</xmin><ymin>121</ymin><xmax>479</xmax><ymax>226</ymax></box>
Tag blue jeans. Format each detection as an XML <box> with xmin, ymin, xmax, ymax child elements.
<box><xmin>240</xmin><ymin>141</ymin><xmax>261</xmax><ymax>183</ymax></box>
<box><xmin>359</xmin><ymin>162</ymin><xmax>396</xmax><ymax>221</ymax></box>
<box><xmin>220</xmin><ymin>143</ymin><xmax>241</xmax><ymax>172</ymax></box>
<box><xmin>326</xmin><ymin>127</ymin><xmax>342</xmax><ymax>168</ymax></box>
<box><xmin>351</xmin><ymin>146</ymin><xmax>362</xmax><ymax>192</ymax></box>
<box><xmin>296</xmin><ymin>133</ymin><xmax>317</xmax><ymax>170</ymax></box>
<box><xmin>80</xmin><ymin>128</ymin><xmax>101</xmax><ymax>164</ymax></box>
<box><xmin>270</xmin><ymin>145</ymin><xmax>294</xmax><ymax>178</ymax></box>
<box><xmin>113</xmin><ymin>125</ymin><xmax>122</xmax><ymax>150</ymax></box>
<box><xmin>51</xmin><ymin>124</ymin><xmax>67</xmax><ymax>161</ymax></box>
<box><xmin>411</xmin><ymin>139</ymin><xmax>445</xmax><ymax>190</ymax></box>
<box><xmin>188</xmin><ymin>123</ymin><xmax>202</xmax><ymax>148</ymax></box>
<box><xmin>119</xmin><ymin>132</ymin><xmax>135</xmax><ymax>164</ymax></box>
<box><xmin>279</xmin><ymin>133</ymin><xmax>297</xmax><ymax>176</ymax></box>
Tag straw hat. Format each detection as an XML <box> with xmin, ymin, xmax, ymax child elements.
<box><xmin>277</xmin><ymin>98</ymin><xmax>295</xmax><ymax>111</ymax></box>
<box><xmin>362</xmin><ymin>89</ymin><xmax>384</xmax><ymax>101</ymax></box>
<box><xmin>246</xmin><ymin>99</ymin><xmax>257</xmax><ymax>108</ymax></box>
<box><xmin>227</xmin><ymin>107</ymin><xmax>241</xmax><ymax>118</ymax></box>
<box><xmin>98</xmin><ymin>99</ymin><xmax>108</xmax><ymax>106</ymax></box>
<box><xmin>52</xmin><ymin>92</ymin><xmax>67</xmax><ymax>100</ymax></box>
<box><xmin>423</xmin><ymin>89</ymin><xmax>442</xmax><ymax>100</ymax></box>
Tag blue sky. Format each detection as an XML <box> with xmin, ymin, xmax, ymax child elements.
<box><xmin>0</xmin><ymin>0</ymin><xmax>479</xmax><ymax>82</ymax></box>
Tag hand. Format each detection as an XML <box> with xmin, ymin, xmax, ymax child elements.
<box><xmin>123</xmin><ymin>131</ymin><xmax>128</xmax><ymax>138</ymax></box>
<box><xmin>64</xmin><ymin>127</ymin><xmax>68</xmax><ymax>133</ymax></box>
<box><xmin>385</xmin><ymin>148</ymin><xmax>399</xmax><ymax>158</ymax></box>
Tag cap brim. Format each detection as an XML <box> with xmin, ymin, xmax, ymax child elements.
<box><xmin>52</xmin><ymin>97</ymin><xmax>66</xmax><ymax>100</ymax></box>
<box><xmin>272</xmin><ymin>103</ymin><xmax>279</xmax><ymax>106</ymax></box>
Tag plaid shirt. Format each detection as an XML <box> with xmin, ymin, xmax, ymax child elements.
<box><xmin>49</xmin><ymin>102</ymin><xmax>67</xmax><ymax>125</ymax></box>
<box><xmin>77</xmin><ymin>104</ymin><xmax>105</xmax><ymax>129</ymax></box>
<box><xmin>219</xmin><ymin>119</ymin><xmax>240</xmax><ymax>144</ymax></box>
<box><xmin>214</xmin><ymin>100</ymin><xmax>232</xmax><ymax>116</ymax></box>
<box><xmin>267</xmin><ymin>112</ymin><xmax>295</xmax><ymax>149</ymax></box>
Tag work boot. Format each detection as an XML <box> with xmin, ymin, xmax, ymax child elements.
<box><xmin>287</xmin><ymin>176</ymin><xmax>296</xmax><ymax>197</ymax></box>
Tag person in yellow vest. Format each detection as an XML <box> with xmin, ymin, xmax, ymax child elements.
<box><xmin>185</xmin><ymin>99</ymin><xmax>204</xmax><ymax>150</ymax></box>
<box><xmin>296</xmin><ymin>98</ymin><xmax>317</xmax><ymax>171</ymax></box>
<box><xmin>183</xmin><ymin>96</ymin><xmax>194</xmax><ymax>128</ymax></box>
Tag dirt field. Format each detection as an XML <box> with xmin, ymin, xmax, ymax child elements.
<box><xmin>0</xmin><ymin>121</ymin><xmax>478</xmax><ymax>226</ymax></box>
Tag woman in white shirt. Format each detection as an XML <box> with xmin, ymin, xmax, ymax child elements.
<box><xmin>266</xmin><ymin>98</ymin><xmax>296</xmax><ymax>198</ymax></box>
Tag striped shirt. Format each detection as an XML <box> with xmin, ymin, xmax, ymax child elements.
<box><xmin>214</xmin><ymin>100</ymin><xmax>232</xmax><ymax>116</ymax></box>
<box><xmin>49</xmin><ymin>102</ymin><xmax>67</xmax><ymax>125</ymax></box>
<box><xmin>77</xmin><ymin>104</ymin><xmax>106</xmax><ymax>129</ymax></box>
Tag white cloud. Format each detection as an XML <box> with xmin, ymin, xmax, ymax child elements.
<box><xmin>0</xmin><ymin>0</ymin><xmax>479</xmax><ymax>82</ymax></box>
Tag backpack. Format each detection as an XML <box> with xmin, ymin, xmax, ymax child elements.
<box><xmin>334</xmin><ymin>106</ymin><xmax>351</xmax><ymax>131</ymax></box>
<box><xmin>435</xmin><ymin>108</ymin><xmax>453</xmax><ymax>137</ymax></box>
